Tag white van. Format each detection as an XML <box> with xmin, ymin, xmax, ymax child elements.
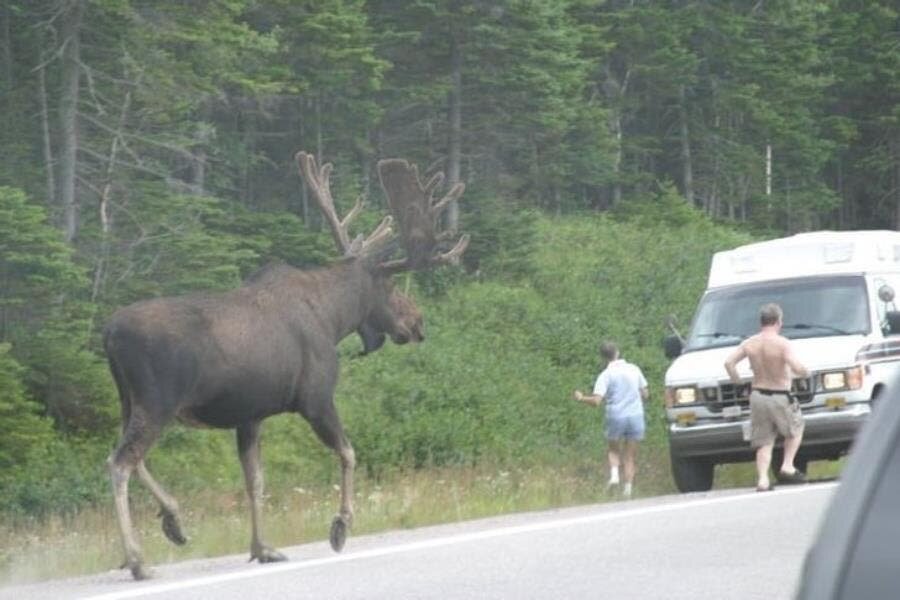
<box><xmin>663</xmin><ymin>230</ymin><xmax>900</xmax><ymax>492</ymax></box>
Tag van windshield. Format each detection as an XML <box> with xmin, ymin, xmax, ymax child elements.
<box><xmin>685</xmin><ymin>275</ymin><xmax>870</xmax><ymax>352</ymax></box>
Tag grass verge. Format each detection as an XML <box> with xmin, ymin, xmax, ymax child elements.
<box><xmin>0</xmin><ymin>450</ymin><xmax>842</xmax><ymax>586</ymax></box>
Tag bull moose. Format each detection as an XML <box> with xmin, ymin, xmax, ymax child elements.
<box><xmin>103</xmin><ymin>151</ymin><xmax>468</xmax><ymax>580</ymax></box>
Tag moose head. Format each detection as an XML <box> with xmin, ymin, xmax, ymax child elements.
<box><xmin>296</xmin><ymin>151</ymin><xmax>468</xmax><ymax>354</ymax></box>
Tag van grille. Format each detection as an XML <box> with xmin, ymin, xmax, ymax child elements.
<box><xmin>701</xmin><ymin>378</ymin><xmax>813</xmax><ymax>413</ymax></box>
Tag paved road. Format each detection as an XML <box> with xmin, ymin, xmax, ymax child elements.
<box><xmin>1</xmin><ymin>483</ymin><xmax>834</xmax><ymax>600</ymax></box>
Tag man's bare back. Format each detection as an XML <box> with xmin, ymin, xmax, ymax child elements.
<box><xmin>736</xmin><ymin>331</ymin><xmax>809</xmax><ymax>390</ymax></box>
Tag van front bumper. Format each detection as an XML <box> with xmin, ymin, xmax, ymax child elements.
<box><xmin>668</xmin><ymin>402</ymin><xmax>871</xmax><ymax>462</ymax></box>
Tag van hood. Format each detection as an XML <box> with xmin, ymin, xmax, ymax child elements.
<box><xmin>664</xmin><ymin>335</ymin><xmax>868</xmax><ymax>386</ymax></box>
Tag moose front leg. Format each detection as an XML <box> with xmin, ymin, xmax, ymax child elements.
<box><xmin>306</xmin><ymin>405</ymin><xmax>355</xmax><ymax>552</ymax></box>
<box><xmin>237</xmin><ymin>422</ymin><xmax>287</xmax><ymax>563</ymax></box>
<box><xmin>331</xmin><ymin>443</ymin><xmax>356</xmax><ymax>552</ymax></box>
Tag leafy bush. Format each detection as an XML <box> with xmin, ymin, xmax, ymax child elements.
<box><xmin>0</xmin><ymin>344</ymin><xmax>55</xmax><ymax>474</ymax></box>
<box><xmin>0</xmin><ymin>430</ymin><xmax>109</xmax><ymax>517</ymax></box>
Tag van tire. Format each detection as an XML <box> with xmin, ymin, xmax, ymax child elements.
<box><xmin>670</xmin><ymin>453</ymin><xmax>714</xmax><ymax>492</ymax></box>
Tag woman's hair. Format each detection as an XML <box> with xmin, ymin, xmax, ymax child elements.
<box><xmin>599</xmin><ymin>341</ymin><xmax>618</xmax><ymax>361</ymax></box>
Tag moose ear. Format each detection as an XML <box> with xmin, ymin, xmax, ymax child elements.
<box><xmin>356</xmin><ymin>323</ymin><xmax>386</xmax><ymax>356</ymax></box>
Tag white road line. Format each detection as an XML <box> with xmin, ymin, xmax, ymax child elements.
<box><xmin>85</xmin><ymin>483</ymin><xmax>836</xmax><ymax>600</ymax></box>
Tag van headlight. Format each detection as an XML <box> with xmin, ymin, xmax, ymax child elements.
<box><xmin>674</xmin><ymin>387</ymin><xmax>698</xmax><ymax>404</ymax></box>
<box><xmin>820</xmin><ymin>367</ymin><xmax>864</xmax><ymax>391</ymax></box>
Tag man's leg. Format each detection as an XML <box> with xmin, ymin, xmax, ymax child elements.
<box><xmin>776</xmin><ymin>434</ymin><xmax>806</xmax><ymax>483</ymax></box>
<box><xmin>781</xmin><ymin>434</ymin><xmax>802</xmax><ymax>472</ymax></box>
<box><xmin>777</xmin><ymin>400</ymin><xmax>806</xmax><ymax>481</ymax></box>
<box><xmin>749</xmin><ymin>392</ymin><xmax>777</xmax><ymax>490</ymax></box>
<box><xmin>756</xmin><ymin>441</ymin><xmax>774</xmax><ymax>490</ymax></box>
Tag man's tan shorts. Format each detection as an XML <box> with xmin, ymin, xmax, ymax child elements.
<box><xmin>749</xmin><ymin>390</ymin><xmax>804</xmax><ymax>449</ymax></box>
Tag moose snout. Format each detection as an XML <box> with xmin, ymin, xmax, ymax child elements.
<box><xmin>393</xmin><ymin>322</ymin><xmax>424</xmax><ymax>345</ymax></box>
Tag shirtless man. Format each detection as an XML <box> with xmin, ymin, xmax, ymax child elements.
<box><xmin>724</xmin><ymin>303</ymin><xmax>810</xmax><ymax>491</ymax></box>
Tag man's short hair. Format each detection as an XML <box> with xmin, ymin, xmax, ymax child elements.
<box><xmin>599</xmin><ymin>341</ymin><xmax>618</xmax><ymax>361</ymax></box>
<box><xmin>760</xmin><ymin>303</ymin><xmax>783</xmax><ymax>326</ymax></box>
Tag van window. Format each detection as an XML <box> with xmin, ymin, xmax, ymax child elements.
<box><xmin>685</xmin><ymin>275</ymin><xmax>870</xmax><ymax>352</ymax></box>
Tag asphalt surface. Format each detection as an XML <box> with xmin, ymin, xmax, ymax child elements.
<box><xmin>1</xmin><ymin>482</ymin><xmax>835</xmax><ymax>600</ymax></box>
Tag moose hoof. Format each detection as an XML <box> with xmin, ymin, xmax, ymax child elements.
<box><xmin>127</xmin><ymin>562</ymin><xmax>153</xmax><ymax>581</ymax></box>
<box><xmin>252</xmin><ymin>546</ymin><xmax>287</xmax><ymax>563</ymax></box>
<box><xmin>330</xmin><ymin>515</ymin><xmax>349</xmax><ymax>552</ymax></box>
<box><xmin>159</xmin><ymin>510</ymin><xmax>187</xmax><ymax>546</ymax></box>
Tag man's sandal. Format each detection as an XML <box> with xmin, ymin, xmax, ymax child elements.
<box><xmin>776</xmin><ymin>470</ymin><xmax>806</xmax><ymax>484</ymax></box>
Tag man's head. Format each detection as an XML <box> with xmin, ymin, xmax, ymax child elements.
<box><xmin>599</xmin><ymin>341</ymin><xmax>619</xmax><ymax>362</ymax></box>
<box><xmin>760</xmin><ymin>303</ymin><xmax>783</xmax><ymax>328</ymax></box>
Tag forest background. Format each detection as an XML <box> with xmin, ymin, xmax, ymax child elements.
<box><xmin>0</xmin><ymin>0</ymin><xmax>897</xmax><ymax>580</ymax></box>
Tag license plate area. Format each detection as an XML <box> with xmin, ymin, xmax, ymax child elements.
<box><xmin>825</xmin><ymin>396</ymin><xmax>847</xmax><ymax>410</ymax></box>
<box><xmin>722</xmin><ymin>405</ymin><xmax>742</xmax><ymax>419</ymax></box>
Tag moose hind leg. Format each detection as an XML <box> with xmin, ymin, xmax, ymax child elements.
<box><xmin>136</xmin><ymin>461</ymin><xmax>187</xmax><ymax>545</ymax></box>
<box><xmin>237</xmin><ymin>422</ymin><xmax>286</xmax><ymax>563</ymax></box>
<box><xmin>307</xmin><ymin>408</ymin><xmax>355</xmax><ymax>553</ymax></box>
<box><xmin>108</xmin><ymin>414</ymin><xmax>161</xmax><ymax>580</ymax></box>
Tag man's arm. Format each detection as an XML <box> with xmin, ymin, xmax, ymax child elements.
<box><xmin>724</xmin><ymin>343</ymin><xmax>747</xmax><ymax>384</ymax></box>
<box><xmin>784</xmin><ymin>341</ymin><xmax>810</xmax><ymax>378</ymax></box>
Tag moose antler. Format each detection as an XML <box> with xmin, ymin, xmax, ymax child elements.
<box><xmin>296</xmin><ymin>151</ymin><xmax>468</xmax><ymax>270</ymax></box>
<box><xmin>295</xmin><ymin>151</ymin><xmax>393</xmax><ymax>257</ymax></box>
<box><xmin>376</xmin><ymin>158</ymin><xmax>469</xmax><ymax>272</ymax></box>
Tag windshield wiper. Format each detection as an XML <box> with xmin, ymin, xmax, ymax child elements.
<box><xmin>694</xmin><ymin>331</ymin><xmax>746</xmax><ymax>340</ymax></box>
<box><xmin>782</xmin><ymin>322</ymin><xmax>851</xmax><ymax>335</ymax></box>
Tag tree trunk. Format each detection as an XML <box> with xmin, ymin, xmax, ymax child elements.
<box><xmin>192</xmin><ymin>149</ymin><xmax>206</xmax><ymax>195</ymax></box>
<box><xmin>92</xmin><ymin>86</ymin><xmax>133</xmax><ymax>304</ymax></box>
<box><xmin>611</xmin><ymin>115</ymin><xmax>623</xmax><ymax>206</ymax></box>
<box><xmin>678</xmin><ymin>86</ymin><xmax>694</xmax><ymax>205</ymax></box>
<box><xmin>38</xmin><ymin>62</ymin><xmax>56</xmax><ymax>207</ymax></box>
<box><xmin>1</xmin><ymin>3</ymin><xmax>11</xmax><ymax>117</ymax></box>
<box><xmin>787</xmin><ymin>175</ymin><xmax>793</xmax><ymax>233</ymax></box>
<box><xmin>446</xmin><ymin>30</ymin><xmax>463</xmax><ymax>231</ymax></box>
<box><xmin>298</xmin><ymin>109</ymin><xmax>310</xmax><ymax>223</ymax></box>
<box><xmin>57</xmin><ymin>0</ymin><xmax>84</xmax><ymax>242</ymax></box>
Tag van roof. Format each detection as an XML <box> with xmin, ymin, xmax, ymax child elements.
<box><xmin>708</xmin><ymin>230</ymin><xmax>900</xmax><ymax>289</ymax></box>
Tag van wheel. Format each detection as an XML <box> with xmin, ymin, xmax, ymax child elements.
<box><xmin>670</xmin><ymin>452</ymin><xmax>714</xmax><ymax>492</ymax></box>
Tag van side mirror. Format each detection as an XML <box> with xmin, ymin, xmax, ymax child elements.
<box><xmin>663</xmin><ymin>335</ymin><xmax>683</xmax><ymax>359</ymax></box>
<box><xmin>885</xmin><ymin>311</ymin><xmax>900</xmax><ymax>335</ymax></box>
